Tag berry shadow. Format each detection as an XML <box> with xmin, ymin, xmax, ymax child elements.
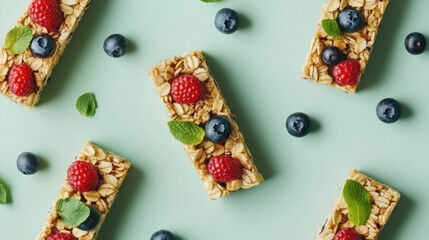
<box><xmin>400</xmin><ymin>101</ymin><xmax>413</xmax><ymax>121</ymax></box>
<box><xmin>310</xmin><ymin>116</ymin><xmax>322</xmax><ymax>135</ymax></box>
<box><xmin>97</xmin><ymin>166</ymin><xmax>144</xmax><ymax>239</ymax></box>
<box><xmin>378</xmin><ymin>193</ymin><xmax>414</xmax><ymax>240</ymax></box>
<box><xmin>358</xmin><ymin>0</ymin><xmax>409</xmax><ymax>91</ymax></box>
<box><xmin>204</xmin><ymin>53</ymin><xmax>276</xmax><ymax>181</ymax></box>
<box><xmin>38</xmin><ymin>0</ymin><xmax>113</xmax><ymax>106</ymax></box>
<box><xmin>238</xmin><ymin>12</ymin><xmax>251</xmax><ymax>31</ymax></box>
<box><xmin>126</xmin><ymin>38</ymin><xmax>138</xmax><ymax>55</ymax></box>
<box><xmin>0</xmin><ymin>177</ymin><xmax>12</xmax><ymax>204</ymax></box>
<box><xmin>37</xmin><ymin>155</ymin><xmax>49</xmax><ymax>172</ymax></box>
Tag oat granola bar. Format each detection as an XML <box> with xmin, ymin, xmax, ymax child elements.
<box><xmin>149</xmin><ymin>50</ymin><xmax>264</xmax><ymax>200</ymax></box>
<box><xmin>35</xmin><ymin>142</ymin><xmax>131</xmax><ymax>240</ymax></box>
<box><xmin>301</xmin><ymin>0</ymin><xmax>390</xmax><ymax>93</ymax></box>
<box><xmin>0</xmin><ymin>0</ymin><xmax>92</xmax><ymax>108</ymax></box>
<box><xmin>316</xmin><ymin>170</ymin><xmax>400</xmax><ymax>240</ymax></box>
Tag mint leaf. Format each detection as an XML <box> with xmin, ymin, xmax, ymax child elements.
<box><xmin>0</xmin><ymin>183</ymin><xmax>7</xmax><ymax>204</ymax></box>
<box><xmin>56</xmin><ymin>198</ymin><xmax>90</xmax><ymax>227</ymax></box>
<box><xmin>4</xmin><ymin>26</ymin><xmax>33</xmax><ymax>55</ymax></box>
<box><xmin>322</xmin><ymin>19</ymin><xmax>343</xmax><ymax>38</ymax></box>
<box><xmin>200</xmin><ymin>0</ymin><xmax>221</xmax><ymax>2</ymax></box>
<box><xmin>343</xmin><ymin>179</ymin><xmax>371</xmax><ymax>226</ymax></box>
<box><xmin>76</xmin><ymin>93</ymin><xmax>97</xmax><ymax>117</ymax></box>
<box><xmin>168</xmin><ymin>120</ymin><xmax>205</xmax><ymax>145</ymax></box>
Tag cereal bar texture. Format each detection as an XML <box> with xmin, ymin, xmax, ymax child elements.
<box><xmin>35</xmin><ymin>142</ymin><xmax>131</xmax><ymax>240</ymax></box>
<box><xmin>0</xmin><ymin>0</ymin><xmax>92</xmax><ymax>108</ymax></box>
<box><xmin>149</xmin><ymin>50</ymin><xmax>264</xmax><ymax>199</ymax></box>
<box><xmin>316</xmin><ymin>170</ymin><xmax>400</xmax><ymax>240</ymax></box>
<box><xmin>301</xmin><ymin>0</ymin><xmax>390</xmax><ymax>93</ymax></box>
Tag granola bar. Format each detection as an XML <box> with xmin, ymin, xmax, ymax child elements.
<box><xmin>35</xmin><ymin>142</ymin><xmax>131</xmax><ymax>240</ymax></box>
<box><xmin>301</xmin><ymin>0</ymin><xmax>391</xmax><ymax>93</ymax></box>
<box><xmin>316</xmin><ymin>170</ymin><xmax>400</xmax><ymax>240</ymax></box>
<box><xmin>0</xmin><ymin>0</ymin><xmax>92</xmax><ymax>108</ymax></box>
<box><xmin>149</xmin><ymin>50</ymin><xmax>263</xmax><ymax>200</ymax></box>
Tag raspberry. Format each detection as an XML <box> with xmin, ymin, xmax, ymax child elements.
<box><xmin>47</xmin><ymin>232</ymin><xmax>77</xmax><ymax>240</ymax></box>
<box><xmin>170</xmin><ymin>75</ymin><xmax>205</xmax><ymax>104</ymax></box>
<box><xmin>208</xmin><ymin>156</ymin><xmax>242</xmax><ymax>183</ymax></box>
<box><xmin>334</xmin><ymin>228</ymin><xmax>363</xmax><ymax>240</ymax></box>
<box><xmin>67</xmin><ymin>161</ymin><xmax>99</xmax><ymax>192</ymax></box>
<box><xmin>7</xmin><ymin>64</ymin><xmax>37</xmax><ymax>96</ymax></box>
<box><xmin>29</xmin><ymin>0</ymin><xmax>64</xmax><ymax>32</ymax></box>
<box><xmin>332</xmin><ymin>59</ymin><xmax>361</xmax><ymax>86</ymax></box>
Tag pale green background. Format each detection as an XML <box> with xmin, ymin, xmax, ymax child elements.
<box><xmin>0</xmin><ymin>0</ymin><xmax>427</xmax><ymax>239</ymax></box>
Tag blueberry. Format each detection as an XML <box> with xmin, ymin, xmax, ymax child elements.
<box><xmin>376</xmin><ymin>98</ymin><xmax>401</xmax><ymax>124</ymax></box>
<box><xmin>215</xmin><ymin>8</ymin><xmax>240</xmax><ymax>34</ymax></box>
<box><xmin>30</xmin><ymin>35</ymin><xmax>56</xmax><ymax>58</ymax></box>
<box><xmin>322</xmin><ymin>46</ymin><xmax>345</xmax><ymax>66</ymax></box>
<box><xmin>337</xmin><ymin>8</ymin><xmax>364</xmax><ymax>33</ymax></box>
<box><xmin>150</xmin><ymin>230</ymin><xmax>176</xmax><ymax>240</ymax></box>
<box><xmin>16</xmin><ymin>152</ymin><xmax>40</xmax><ymax>175</ymax></box>
<box><xmin>103</xmin><ymin>34</ymin><xmax>128</xmax><ymax>58</ymax></box>
<box><xmin>78</xmin><ymin>206</ymin><xmax>101</xmax><ymax>231</ymax></box>
<box><xmin>205</xmin><ymin>116</ymin><xmax>232</xmax><ymax>143</ymax></box>
<box><xmin>286</xmin><ymin>113</ymin><xmax>312</xmax><ymax>138</ymax></box>
<box><xmin>405</xmin><ymin>32</ymin><xmax>427</xmax><ymax>55</ymax></box>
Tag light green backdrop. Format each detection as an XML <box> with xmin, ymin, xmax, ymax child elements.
<box><xmin>0</xmin><ymin>0</ymin><xmax>427</xmax><ymax>239</ymax></box>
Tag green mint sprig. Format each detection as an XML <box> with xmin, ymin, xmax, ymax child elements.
<box><xmin>343</xmin><ymin>179</ymin><xmax>372</xmax><ymax>226</ymax></box>
<box><xmin>56</xmin><ymin>198</ymin><xmax>90</xmax><ymax>227</ymax></box>
<box><xmin>76</xmin><ymin>93</ymin><xmax>97</xmax><ymax>117</ymax></box>
<box><xmin>322</xmin><ymin>19</ymin><xmax>343</xmax><ymax>38</ymax></box>
<box><xmin>4</xmin><ymin>26</ymin><xmax>33</xmax><ymax>55</ymax></box>
<box><xmin>168</xmin><ymin>120</ymin><xmax>205</xmax><ymax>145</ymax></box>
<box><xmin>0</xmin><ymin>182</ymin><xmax>7</xmax><ymax>204</ymax></box>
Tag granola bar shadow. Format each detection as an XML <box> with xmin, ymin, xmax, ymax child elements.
<box><xmin>204</xmin><ymin>53</ymin><xmax>276</xmax><ymax>181</ymax></box>
<box><xmin>378</xmin><ymin>193</ymin><xmax>414</xmax><ymax>240</ymax></box>
<box><xmin>38</xmin><ymin>0</ymin><xmax>112</xmax><ymax>106</ymax></box>
<box><xmin>358</xmin><ymin>0</ymin><xmax>409</xmax><ymax>91</ymax></box>
<box><xmin>97</xmin><ymin>165</ymin><xmax>144</xmax><ymax>239</ymax></box>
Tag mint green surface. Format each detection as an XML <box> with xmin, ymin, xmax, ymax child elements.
<box><xmin>0</xmin><ymin>0</ymin><xmax>427</xmax><ymax>239</ymax></box>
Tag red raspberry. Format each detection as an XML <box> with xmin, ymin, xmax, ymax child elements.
<box><xmin>208</xmin><ymin>156</ymin><xmax>242</xmax><ymax>182</ymax></box>
<box><xmin>334</xmin><ymin>228</ymin><xmax>363</xmax><ymax>240</ymax></box>
<box><xmin>47</xmin><ymin>232</ymin><xmax>77</xmax><ymax>240</ymax></box>
<box><xmin>29</xmin><ymin>0</ymin><xmax>64</xmax><ymax>32</ymax></box>
<box><xmin>7</xmin><ymin>64</ymin><xmax>37</xmax><ymax>96</ymax></box>
<box><xmin>332</xmin><ymin>59</ymin><xmax>361</xmax><ymax>86</ymax></box>
<box><xmin>67</xmin><ymin>161</ymin><xmax>99</xmax><ymax>192</ymax></box>
<box><xmin>170</xmin><ymin>75</ymin><xmax>205</xmax><ymax>104</ymax></box>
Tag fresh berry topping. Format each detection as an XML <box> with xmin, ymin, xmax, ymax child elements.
<box><xmin>67</xmin><ymin>161</ymin><xmax>99</xmax><ymax>192</ymax></box>
<box><xmin>29</xmin><ymin>0</ymin><xmax>64</xmax><ymax>32</ymax></box>
<box><xmin>322</xmin><ymin>46</ymin><xmax>346</xmax><ymax>66</ymax></box>
<box><xmin>376</xmin><ymin>98</ymin><xmax>401</xmax><ymax>124</ymax></box>
<box><xmin>7</xmin><ymin>64</ymin><xmax>37</xmax><ymax>96</ymax></box>
<box><xmin>333</xmin><ymin>228</ymin><xmax>363</xmax><ymax>240</ymax></box>
<box><xmin>78</xmin><ymin>206</ymin><xmax>101</xmax><ymax>231</ymax></box>
<box><xmin>16</xmin><ymin>152</ymin><xmax>40</xmax><ymax>175</ymax></box>
<box><xmin>208</xmin><ymin>156</ymin><xmax>242</xmax><ymax>183</ymax></box>
<box><xmin>103</xmin><ymin>34</ymin><xmax>128</xmax><ymax>58</ymax></box>
<box><xmin>205</xmin><ymin>116</ymin><xmax>233</xmax><ymax>143</ymax></box>
<box><xmin>405</xmin><ymin>32</ymin><xmax>427</xmax><ymax>55</ymax></box>
<box><xmin>215</xmin><ymin>8</ymin><xmax>240</xmax><ymax>34</ymax></box>
<box><xmin>170</xmin><ymin>75</ymin><xmax>205</xmax><ymax>104</ymax></box>
<box><xmin>286</xmin><ymin>112</ymin><xmax>312</xmax><ymax>138</ymax></box>
<box><xmin>30</xmin><ymin>34</ymin><xmax>56</xmax><ymax>58</ymax></box>
<box><xmin>332</xmin><ymin>59</ymin><xmax>361</xmax><ymax>86</ymax></box>
<box><xmin>337</xmin><ymin>8</ymin><xmax>364</xmax><ymax>33</ymax></box>
<box><xmin>47</xmin><ymin>232</ymin><xmax>77</xmax><ymax>240</ymax></box>
<box><xmin>150</xmin><ymin>229</ymin><xmax>177</xmax><ymax>240</ymax></box>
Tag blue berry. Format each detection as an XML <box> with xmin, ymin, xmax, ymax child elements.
<box><xmin>103</xmin><ymin>34</ymin><xmax>128</xmax><ymax>58</ymax></box>
<box><xmin>150</xmin><ymin>230</ymin><xmax>176</xmax><ymax>240</ymax></box>
<box><xmin>322</xmin><ymin>46</ymin><xmax>345</xmax><ymax>66</ymax></box>
<box><xmin>337</xmin><ymin>9</ymin><xmax>364</xmax><ymax>33</ymax></box>
<box><xmin>286</xmin><ymin>113</ymin><xmax>312</xmax><ymax>138</ymax></box>
<box><xmin>205</xmin><ymin>116</ymin><xmax>232</xmax><ymax>143</ymax></box>
<box><xmin>405</xmin><ymin>32</ymin><xmax>427</xmax><ymax>55</ymax></box>
<box><xmin>215</xmin><ymin>8</ymin><xmax>240</xmax><ymax>34</ymax></box>
<box><xmin>376</xmin><ymin>98</ymin><xmax>401</xmax><ymax>124</ymax></box>
<box><xmin>30</xmin><ymin>35</ymin><xmax>56</xmax><ymax>58</ymax></box>
<box><xmin>16</xmin><ymin>152</ymin><xmax>40</xmax><ymax>175</ymax></box>
<box><xmin>78</xmin><ymin>206</ymin><xmax>101</xmax><ymax>231</ymax></box>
